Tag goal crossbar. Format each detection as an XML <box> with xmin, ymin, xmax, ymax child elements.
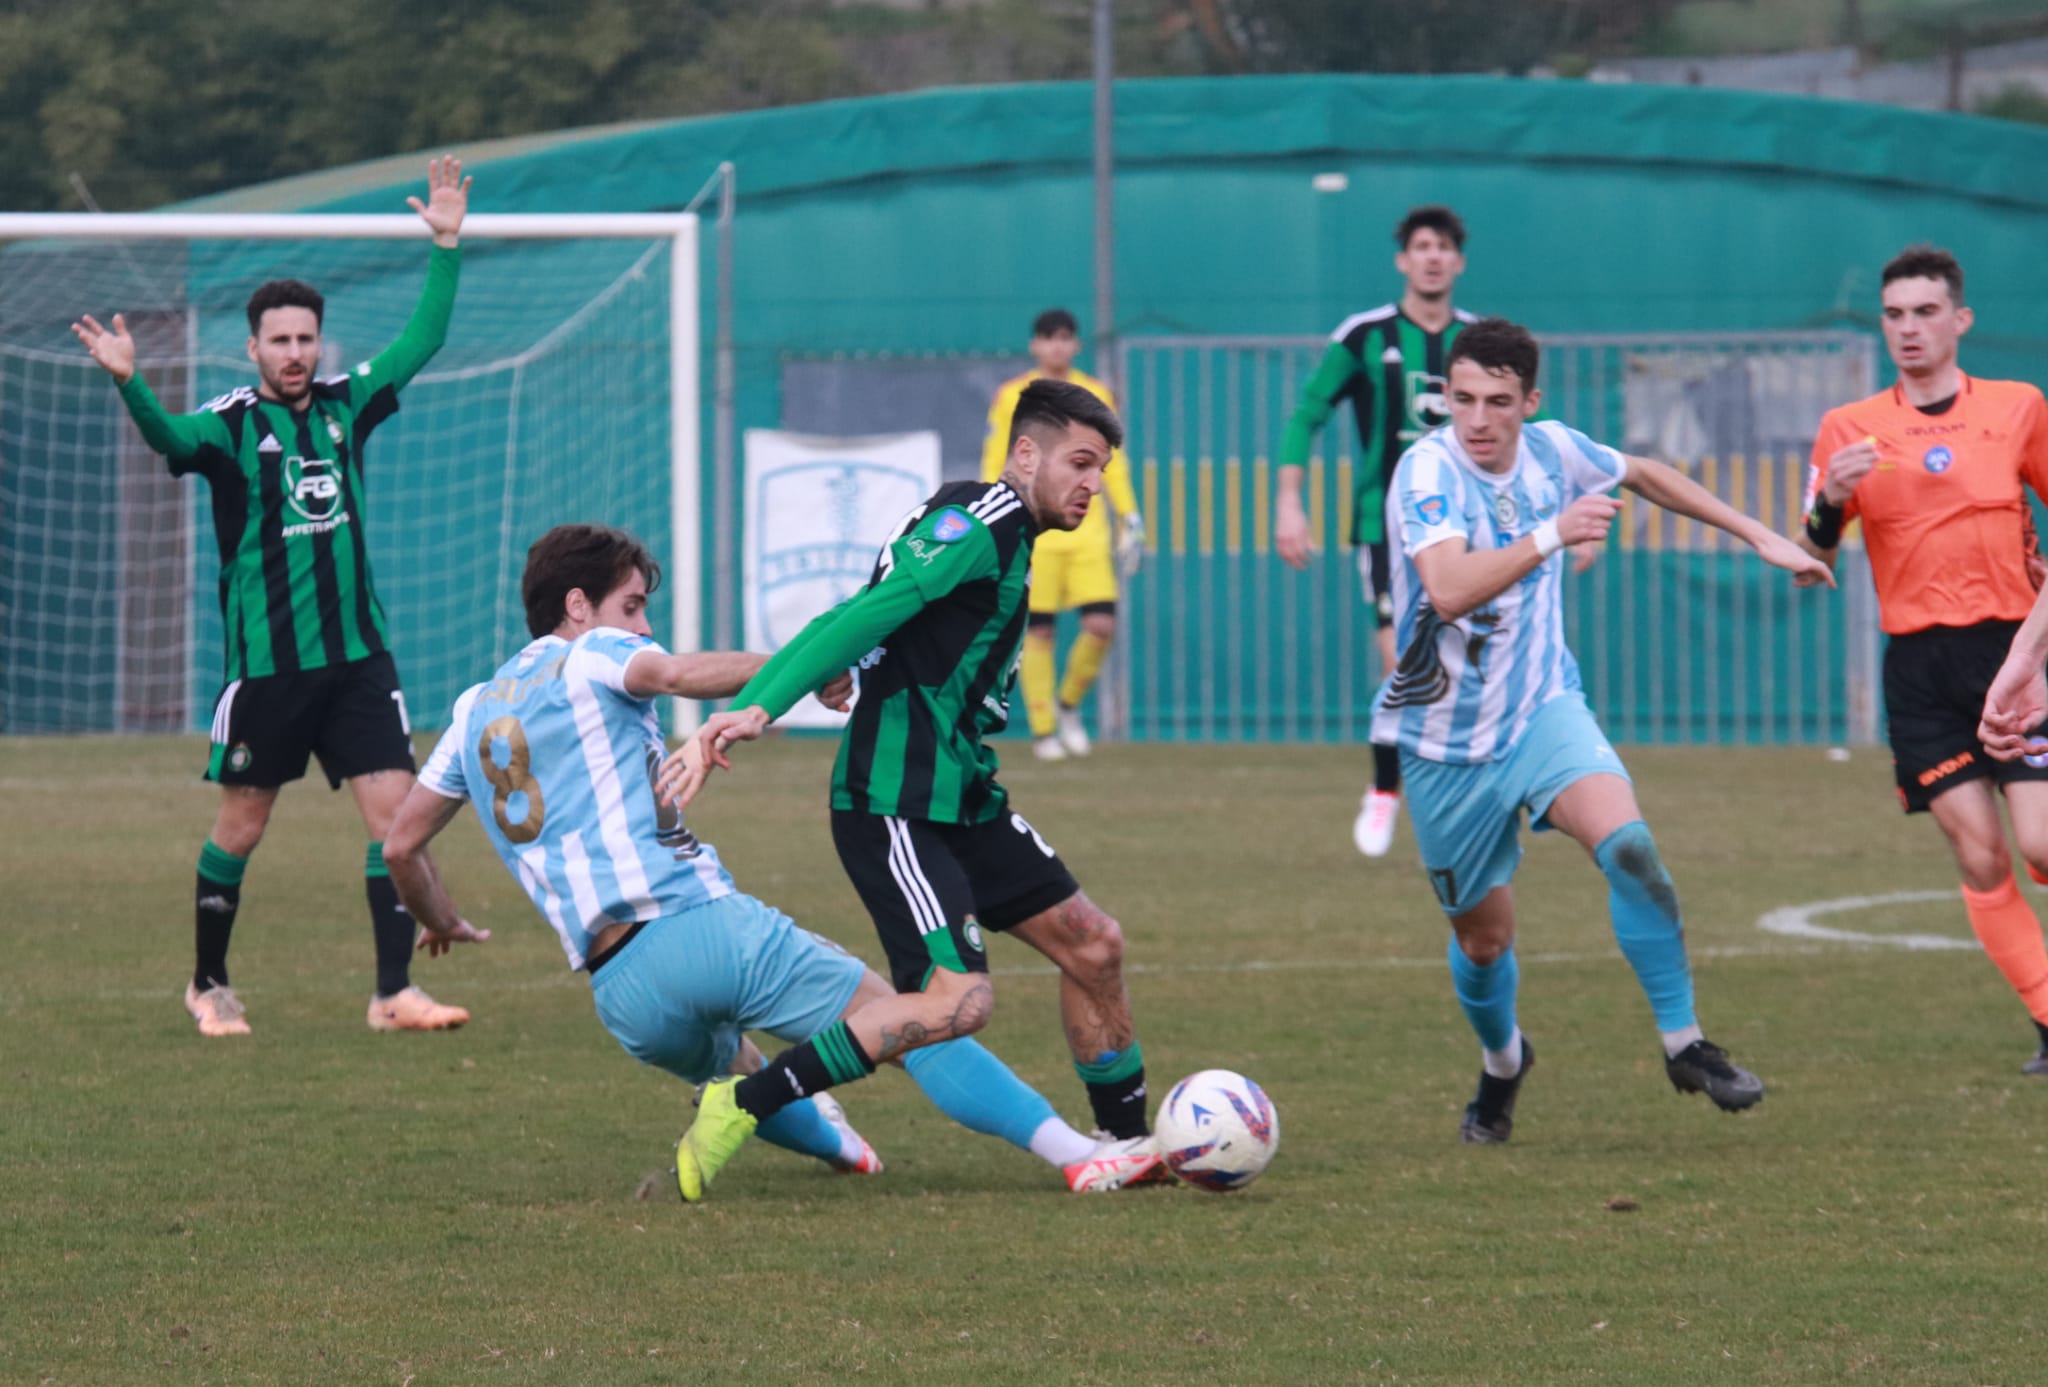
<box><xmin>0</xmin><ymin>211</ymin><xmax>705</xmax><ymax>733</ymax></box>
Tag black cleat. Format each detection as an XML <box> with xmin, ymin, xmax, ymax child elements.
<box><xmin>1459</xmin><ymin>1037</ymin><xmax>1535</xmax><ymax>1145</ymax></box>
<box><xmin>2025</xmin><ymin>1024</ymin><xmax>2048</xmax><ymax>1077</ymax></box>
<box><xmin>1665</xmin><ymin>1038</ymin><xmax>1765</xmax><ymax>1111</ymax></box>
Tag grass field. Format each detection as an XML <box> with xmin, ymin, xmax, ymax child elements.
<box><xmin>6</xmin><ymin>732</ymin><xmax>2048</xmax><ymax>1385</ymax></box>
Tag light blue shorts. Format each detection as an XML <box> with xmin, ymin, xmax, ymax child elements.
<box><xmin>1400</xmin><ymin>693</ymin><xmax>1631</xmax><ymax>918</ymax></box>
<box><xmin>588</xmin><ymin>892</ymin><xmax>866</xmax><ymax>1084</ymax></box>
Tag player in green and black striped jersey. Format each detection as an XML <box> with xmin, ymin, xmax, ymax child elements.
<box><xmin>664</xmin><ymin>381</ymin><xmax>1167</xmax><ymax>1195</ymax></box>
<box><xmin>72</xmin><ymin>158</ymin><xmax>473</xmax><ymax>1040</ymax></box>
<box><xmin>1274</xmin><ymin>204</ymin><xmax>1480</xmax><ymax>861</ymax></box>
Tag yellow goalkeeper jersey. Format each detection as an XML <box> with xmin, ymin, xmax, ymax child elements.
<box><xmin>979</xmin><ymin>367</ymin><xmax>1139</xmax><ymax>554</ymax></box>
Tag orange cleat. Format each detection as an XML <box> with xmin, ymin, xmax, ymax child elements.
<box><xmin>185</xmin><ymin>980</ymin><xmax>252</xmax><ymax>1037</ymax></box>
<box><xmin>366</xmin><ymin>986</ymin><xmax>470</xmax><ymax>1032</ymax></box>
<box><xmin>1063</xmin><ymin>1134</ymin><xmax>1171</xmax><ymax>1193</ymax></box>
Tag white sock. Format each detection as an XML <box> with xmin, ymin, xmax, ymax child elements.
<box><xmin>1661</xmin><ymin>1023</ymin><xmax>1704</xmax><ymax>1058</ymax></box>
<box><xmin>1028</xmin><ymin>1116</ymin><xmax>1098</xmax><ymax>1168</ymax></box>
<box><xmin>1482</xmin><ymin>1028</ymin><xmax>1524</xmax><ymax>1079</ymax></box>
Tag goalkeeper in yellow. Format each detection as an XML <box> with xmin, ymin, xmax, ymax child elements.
<box><xmin>981</xmin><ymin>308</ymin><xmax>1144</xmax><ymax>760</ymax></box>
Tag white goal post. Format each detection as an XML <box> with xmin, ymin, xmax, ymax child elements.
<box><xmin>0</xmin><ymin>212</ymin><xmax>706</xmax><ymax>736</ymax></box>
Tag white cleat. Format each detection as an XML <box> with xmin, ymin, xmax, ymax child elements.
<box><xmin>811</xmin><ymin>1092</ymin><xmax>884</xmax><ymax>1175</ymax></box>
<box><xmin>1353</xmin><ymin>790</ymin><xmax>1401</xmax><ymax>858</ymax></box>
<box><xmin>1033</xmin><ymin>735</ymin><xmax>1069</xmax><ymax>762</ymax></box>
<box><xmin>1055</xmin><ymin>706</ymin><xmax>1093</xmax><ymax>758</ymax></box>
<box><xmin>1062</xmin><ymin>1133</ymin><xmax>1171</xmax><ymax>1193</ymax></box>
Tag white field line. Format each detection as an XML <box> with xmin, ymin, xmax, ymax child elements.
<box><xmin>1754</xmin><ymin>889</ymin><xmax>1976</xmax><ymax>952</ymax></box>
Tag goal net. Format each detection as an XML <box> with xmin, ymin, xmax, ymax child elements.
<box><xmin>0</xmin><ymin>214</ymin><xmax>699</xmax><ymax>736</ymax></box>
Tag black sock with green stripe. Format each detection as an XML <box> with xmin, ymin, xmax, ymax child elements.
<box><xmin>365</xmin><ymin>842</ymin><xmax>413</xmax><ymax>999</ymax></box>
<box><xmin>1077</xmin><ymin>1042</ymin><xmax>1150</xmax><ymax>1140</ymax></box>
<box><xmin>733</xmin><ymin>1022</ymin><xmax>876</xmax><ymax>1123</ymax></box>
<box><xmin>194</xmin><ymin>840</ymin><xmax>248</xmax><ymax>992</ymax></box>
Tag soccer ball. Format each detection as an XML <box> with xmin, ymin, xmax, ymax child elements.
<box><xmin>1156</xmin><ymin>1069</ymin><xmax>1280</xmax><ymax>1192</ymax></box>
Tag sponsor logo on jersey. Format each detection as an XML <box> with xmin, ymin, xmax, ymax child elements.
<box><xmin>283</xmin><ymin>455</ymin><xmax>350</xmax><ymax>534</ymax></box>
<box><xmin>1408</xmin><ymin>370</ymin><xmax>1450</xmax><ymax>428</ymax></box>
<box><xmin>931</xmin><ymin>507</ymin><xmax>974</xmax><ymax>543</ymax></box>
<box><xmin>1918</xmin><ymin>750</ymin><xmax>1975</xmax><ymax>786</ymax></box>
<box><xmin>1923</xmin><ymin>445</ymin><xmax>1954</xmax><ymax>474</ymax></box>
<box><xmin>1414</xmin><ymin>494</ymin><xmax>1449</xmax><ymax>527</ymax></box>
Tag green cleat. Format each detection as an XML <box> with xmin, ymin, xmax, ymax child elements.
<box><xmin>674</xmin><ymin>1077</ymin><xmax>759</xmax><ymax>1203</ymax></box>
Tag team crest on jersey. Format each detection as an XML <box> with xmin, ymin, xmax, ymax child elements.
<box><xmin>963</xmin><ymin>919</ymin><xmax>986</xmax><ymax>953</ymax></box>
<box><xmin>1492</xmin><ymin>491</ymin><xmax>1519</xmax><ymax>528</ymax></box>
<box><xmin>931</xmin><ymin>507</ymin><xmax>974</xmax><ymax>543</ymax></box>
<box><xmin>1923</xmin><ymin>445</ymin><xmax>1954</xmax><ymax>474</ymax></box>
<box><xmin>227</xmin><ymin>744</ymin><xmax>252</xmax><ymax>772</ymax></box>
<box><xmin>325</xmin><ymin>418</ymin><xmax>344</xmax><ymax>445</ymax></box>
<box><xmin>1413</xmin><ymin>494</ymin><xmax>1449</xmax><ymax>527</ymax></box>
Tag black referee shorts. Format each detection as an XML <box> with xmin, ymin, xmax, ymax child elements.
<box><xmin>1885</xmin><ymin>621</ymin><xmax>2048</xmax><ymax>813</ymax></box>
<box><xmin>831</xmin><ymin>808</ymin><xmax>1080</xmax><ymax>994</ymax></box>
<box><xmin>205</xmin><ymin>651</ymin><xmax>416</xmax><ymax>790</ymax></box>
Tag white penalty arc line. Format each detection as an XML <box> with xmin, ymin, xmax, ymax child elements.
<box><xmin>1755</xmin><ymin>889</ymin><xmax>1978</xmax><ymax>952</ymax></box>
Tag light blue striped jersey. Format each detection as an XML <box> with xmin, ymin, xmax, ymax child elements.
<box><xmin>417</xmin><ymin>629</ymin><xmax>734</xmax><ymax>969</ymax></box>
<box><xmin>1371</xmin><ymin>420</ymin><xmax>1629</xmax><ymax>764</ymax></box>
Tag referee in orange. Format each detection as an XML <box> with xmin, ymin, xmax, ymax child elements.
<box><xmin>1800</xmin><ymin>244</ymin><xmax>2048</xmax><ymax>1074</ymax></box>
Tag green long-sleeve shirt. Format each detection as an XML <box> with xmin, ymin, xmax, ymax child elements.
<box><xmin>118</xmin><ymin>244</ymin><xmax>460</xmax><ymax>680</ymax></box>
<box><xmin>1279</xmin><ymin>303</ymin><xmax>1478</xmax><ymax>546</ymax></box>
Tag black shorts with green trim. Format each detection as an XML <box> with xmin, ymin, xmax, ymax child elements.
<box><xmin>830</xmin><ymin>808</ymin><xmax>1080</xmax><ymax>994</ymax></box>
<box><xmin>205</xmin><ymin>652</ymin><xmax>416</xmax><ymax>790</ymax></box>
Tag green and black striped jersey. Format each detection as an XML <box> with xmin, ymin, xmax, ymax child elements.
<box><xmin>730</xmin><ymin>480</ymin><xmax>1038</xmax><ymax>824</ymax></box>
<box><xmin>115</xmin><ymin>245</ymin><xmax>460</xmax><ymax>680</ymax></box>
<box><xmin>1278</xmin><ymin>303</ymin><xmax>1479</xmax><ymax>546</ymax></box>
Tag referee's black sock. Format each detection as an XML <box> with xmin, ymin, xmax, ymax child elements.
<box><xmin>1372</xmin><ymin>742</ymin><xmax>1401</xmax><ymax>795</ymax></box>
<box><xmin>733</xmin><ymin>1022</ymin><xmax>875</xmax><ymax>1123</ymax></box>
<box><xmin>365</xmin><ymin>842</ymin><xmax>413</xmax><ymax>998</ymax></box>
<box><xmin>194</xmin><ymin>840</ymin><xmax>248</xmax><ymax>992</ymax></box>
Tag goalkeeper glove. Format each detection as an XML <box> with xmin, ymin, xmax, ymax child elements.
<box><xmin>1116</xmin><ymin>512</ymin><xmax>1146</xmax><ymax>574</ymax></box>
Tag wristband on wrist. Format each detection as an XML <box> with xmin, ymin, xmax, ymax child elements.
<box><xmin>1532</xmin><ymin>518</ymin><xmax>1564</xmax><ymax>560</ymax></box>
<box><xmin>1804</xmin><ymin>498</ymin><xmax>1845</xmax><ymax>550</ymax></box>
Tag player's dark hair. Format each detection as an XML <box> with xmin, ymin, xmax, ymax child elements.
<box><xmin>1446</xmin><ymin>317</ymin><xmax>1540</xmax><ymax>395</ymax></box>
<box><xmin>1032</xmin><ymin>307</ymin><xmax>1079</xmax><ymax>338</ymax></box>
<box><xmin>1006</xmin><ymin>378</ymin><xmax>1124</xmax><ymax>454</ymax></box>
<box><xmin>1395</xmin><ymin>204</ymin><xmax>1467</xmax><ymax>252</ymax></box>
<box><xmin>522</xmin><ymin>524</ymin><xmax>663</xmax><ymax>637</ymax></box>
<box><xmin>1882</xmin><ymin>244</ymin><xmax>1965</xmax><ymax>305</ymax></box>
<box><xmin>245</xmin><ymin>279</ymin><xmax>325</xmax><ymax>333</ymax></box>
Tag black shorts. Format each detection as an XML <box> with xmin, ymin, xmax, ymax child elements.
<box><xmin>1356</xmin><ymin>541</ymin><xmax>1393</xmax><ymax>630</ymax></box>
<box><xmin>205</xmin><ymin>652</ymin><xmax>416</xmax><ymax>790</ymax></box>
<box><xmin>1885</xmin><ymin>621</ymin><xmax>2048</xmax><ymax>813</ymax></box>
<box><xmin>831</xmin><ymin>808</ymin><xmax>1081</xmax><ymax>994</ymax></box>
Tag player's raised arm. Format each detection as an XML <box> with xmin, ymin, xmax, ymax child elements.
<box><xmin>72</xmin><ymin>312</ymin><xmax>233</xmax><ymax>467</ymax></box>
<box><xmin>349</xmin><ymin>157</ymin><xmax>469</xmax><ymax>405</ymax></box>
<box><xmin>1621</xmin><ymin>453</ymin><xmax>1835</xmax><ymax>588</ymax></box>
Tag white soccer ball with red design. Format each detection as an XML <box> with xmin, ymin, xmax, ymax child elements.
<box><xmin>1156</xmin><ymin>1069</ymin><xmax>1279</xmax><ymax>1191</ymax></box>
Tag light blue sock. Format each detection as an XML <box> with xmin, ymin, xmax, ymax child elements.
<box><xmin>1595</xmin><ymin>820</ymin><xmax>1697</xmax><ymax>1032</ymax></box>
<box><xmin>903</xmin><ymin>1038</ymin><xmax>1058</xmax><ymax>1151</ymax></box>
<box><xmin>755</xmin><ymin>1097</ymin><xmax>845</xmax><ymax>1165</ymax></box>
<box><xmin>1446</xmin><ymin>932</ymin><xmax>1519</xmax><ymax>1052</ymax></box>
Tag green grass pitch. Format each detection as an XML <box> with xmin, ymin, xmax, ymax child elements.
<box><xmin>5</xmin><ymin>733</ymin><xmax>2047</xmax><ymax>1384</ymax></box>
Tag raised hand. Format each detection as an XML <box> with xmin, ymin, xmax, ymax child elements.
<box><xmin>1821</xmin><ymin>438</ymin><xmax>1879</xmax><ymax>506</ymax></box>
<box><xmin>71</xmin><ymin>313</ymin><xmax>136</xmax><ymax>385</ymax></box>
<box><xmin>407</xmin><ymin>155</ymin><xmax>471</xmax><ymax>247</ymax></box>
<box><xmin>1556</xmin><ymin>493</ymin><xmax>1623</xmax><ymax>547</ymax></box>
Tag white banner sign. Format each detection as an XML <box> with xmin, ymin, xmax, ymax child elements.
<box><xmin>742</xmin><ymin>429</ymin><xmax>941</xmax><ymax>728</ymax></box>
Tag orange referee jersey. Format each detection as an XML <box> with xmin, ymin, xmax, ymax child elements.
<box><xmin>1808</xmin><ymin>374</ymin><xmax>2048</xmax><ymax>636</ymax></box>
